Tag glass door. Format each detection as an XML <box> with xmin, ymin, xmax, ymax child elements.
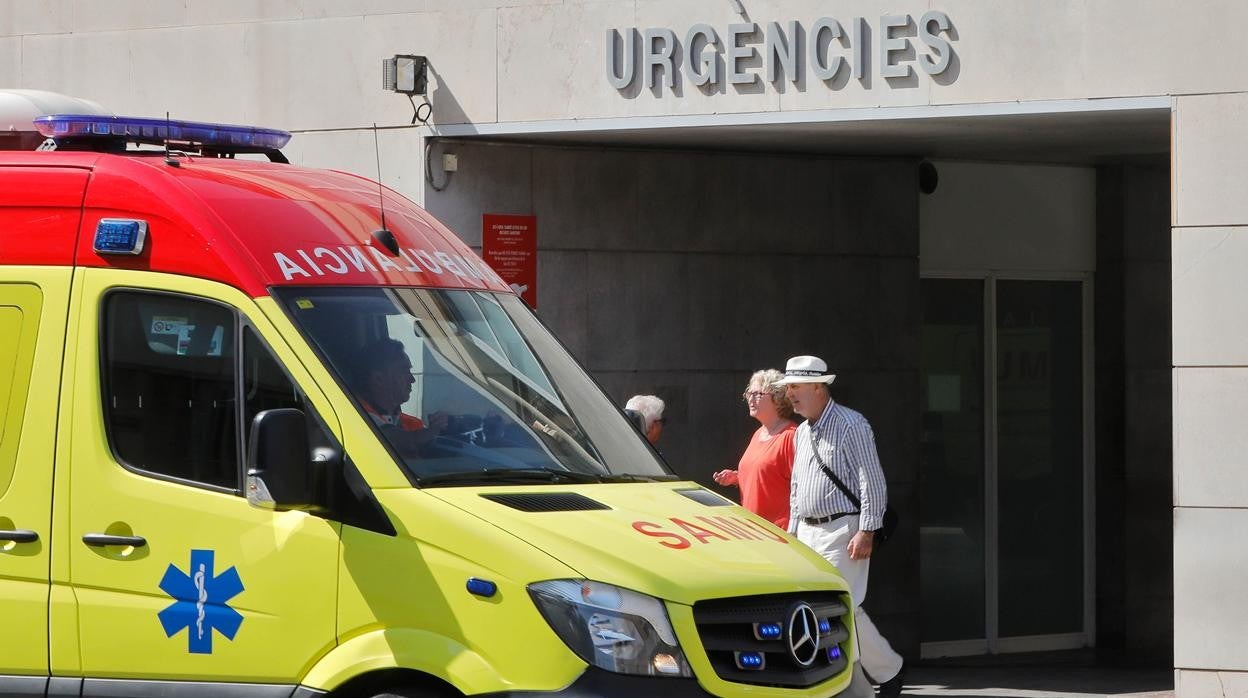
<box><xmin>919</xmin><ymin>279</ymin><xmax>986</xmax><ymax>647</ymax></box>
<box><xmin>995</xmin><ymin>280</ymin><xmax>1085</xmax><ymax>643</ymax></box>
<box><xmin>920</xmin><ymin>277</ymin><xmax>1089</xmax><ymax>656</ymax></box>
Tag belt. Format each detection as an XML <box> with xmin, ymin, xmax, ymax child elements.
<box><xmin>802</xmin><ymin>512</ymin><xmax>854</xmax><ymax>526</ymax></box>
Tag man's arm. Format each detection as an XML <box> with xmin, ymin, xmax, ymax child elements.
<box><xmin>846</xmin><ymin>420</ymin><xmax>888</xmax><ymax>532</ymax></box>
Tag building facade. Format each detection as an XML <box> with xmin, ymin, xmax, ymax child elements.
<box><xmin>3</xmin><ymin>1</ymin><xmax>1243</xmax><ymax>693</ymax></box>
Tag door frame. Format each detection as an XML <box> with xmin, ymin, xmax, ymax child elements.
<box><xmin>919</xmin><ymin>270</ymin><xmax>1096</xmax><ymax>659</ymax></box>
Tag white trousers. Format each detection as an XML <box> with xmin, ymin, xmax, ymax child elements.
<box><xmin>797</xmin><ymin>517</ymin><xmax>904</xmax><ymax>684</ymax></box>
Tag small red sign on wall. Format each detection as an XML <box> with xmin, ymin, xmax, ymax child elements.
<box><xmin>482</xmin><ymin>213</ymin><xmax>537</xmax><ymax>308</ymax></box>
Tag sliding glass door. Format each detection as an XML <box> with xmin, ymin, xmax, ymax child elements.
<box><xmin>920</xmin><ymin>277</ymin><xmax>1090</xmax><ymax>656</ymax></box>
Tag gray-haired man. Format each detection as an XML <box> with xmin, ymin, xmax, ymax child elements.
<box><xmin>776</xmin><ymin>355</ymin><xmax>905</xmax><ymax>698</ymax></box>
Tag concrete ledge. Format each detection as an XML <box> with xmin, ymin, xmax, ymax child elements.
<box><xmin>1176</xmin><ymin>669</ymin><xmax>1248</xmax><ymax>697</ymax></box>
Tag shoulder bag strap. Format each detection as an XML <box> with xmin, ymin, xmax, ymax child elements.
<box><xmin>806</xmin><ymin>426</ymin><xmax>862</xmax><ymax>511</ymax></box>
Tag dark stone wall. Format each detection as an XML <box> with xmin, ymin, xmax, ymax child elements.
<box><xmin>1095</xmin><ymin>161</ymin><xmax>1173</xmax><ymax>664</ymax></box>
<box><xmin>426</xmin><ymin>142</ymin><xmax>923</xmax><ymax>657</ymax></box>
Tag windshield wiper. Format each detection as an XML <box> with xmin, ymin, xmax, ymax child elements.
<box><xmin>417</xmin><ymin>467</ymin><xmax>606</xmax><ymax>487</ymax></box>
<box><xmin>597</xmin><ymin>473</ymin><xmax>680</xmax><ymax>483</ymax></box>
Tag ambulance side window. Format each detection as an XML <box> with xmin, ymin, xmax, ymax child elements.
<box><xmin>102</xmin><ymin>292</ymin><xmax>238</xmax><ymax>490</ymax></box>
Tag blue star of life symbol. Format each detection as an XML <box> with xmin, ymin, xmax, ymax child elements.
<box><xmin>157</xmin><ymin>549</ymin><xmax>245</xmax><ymax>654</ymax></box>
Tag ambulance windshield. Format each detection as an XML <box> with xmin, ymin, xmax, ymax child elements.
<box><xmin>275</xmin><ymin>287</ymin><xmax>674</xmax><ymax>485</ymax></box>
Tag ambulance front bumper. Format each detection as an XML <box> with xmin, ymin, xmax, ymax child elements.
<box><xmin>480</xmin><ymin>662</ymin><xmax>873</xmax><ymax>697</ymax></box>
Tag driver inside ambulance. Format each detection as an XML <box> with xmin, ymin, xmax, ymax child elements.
<box><xmin>355</xmin><ymin>338</ymin><xmax>448</xmax><ymax>448</ymax></box>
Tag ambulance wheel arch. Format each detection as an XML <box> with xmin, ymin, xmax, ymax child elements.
<box><xmin>299</xmin><ymin>627</ymin><xmax>496</xmax><ymax>697</ymax></box>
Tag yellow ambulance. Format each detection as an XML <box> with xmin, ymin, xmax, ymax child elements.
<box><xmin>0</xmin><ymin>108</ymin><xmax>871</xmax><ymax>697</ymax></box>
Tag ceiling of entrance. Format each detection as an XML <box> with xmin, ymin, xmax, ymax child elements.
<box><xmin>442</xmin><ymin>105</ymin><xmax>1170</xmax><ymax>165</ymax></box>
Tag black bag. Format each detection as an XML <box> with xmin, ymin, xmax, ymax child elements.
<box><xmin>808</xmin><ymin>434</ymin><xmax>899</xmax><ymax>548</ymax></box>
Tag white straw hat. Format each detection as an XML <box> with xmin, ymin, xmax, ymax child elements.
<box><xmin>772</xmin><ymin>355</ymin><xmax>837</xmax><ymax>385</ymax></box>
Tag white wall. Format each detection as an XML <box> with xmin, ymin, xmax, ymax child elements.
<box><xmin>7</xmin><ymin>0</ymin><xmax>1248</xmax><ymax>132</ymax></box>
<box><xmin>1172</xmin><ymin>92</ymin><xmax>1248</xmax><ymax>694</ymax></box>
<box><xmin>919</xmin><ymin>161</ymin><xmax>1096</xmax><ymax>274</ymax></box>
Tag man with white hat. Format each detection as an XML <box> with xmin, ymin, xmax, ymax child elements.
<box><xmin>775</xmin><ymin>355</ymin><xmax>905</xmax><ymax>697</ymax></box>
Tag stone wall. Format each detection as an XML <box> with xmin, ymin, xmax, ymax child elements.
<box><xmin>1172</xmin><ymin>93</ymin><xmax>1248</xmax><ymax>694</ymax></box>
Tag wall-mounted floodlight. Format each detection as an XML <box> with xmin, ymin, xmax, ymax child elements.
<box><xmin>382</xmin><ymin>55</ymin><xmax>428</xmax><ymax>96</ymax></box>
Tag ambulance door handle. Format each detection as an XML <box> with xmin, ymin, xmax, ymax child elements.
<box><xmin>0</xmin><ymin>529</ymin><xmax>38</xmax><ymax>543</ymax></box>
<box><xmin>82</xmin><ymin>533</ymin><xmax>147</xmax><ymax>548</ymax></box>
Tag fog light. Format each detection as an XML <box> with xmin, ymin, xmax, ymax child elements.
<box><xmin>653</xmin><ymin>653</ymin><xmax>683</xmax><ymax>675</ymax></box>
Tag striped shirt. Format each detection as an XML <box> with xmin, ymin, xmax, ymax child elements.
<box><xmin>788</xmin><ymin>401</ymin><xmax>888</xmax><ymax>534</ymax></box>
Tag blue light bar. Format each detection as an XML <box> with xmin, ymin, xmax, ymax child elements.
<box><xmin>466</xmin><ymin>577</ymin><xmax>497</xmax><ymax>598</ymax></box>
<box><xmin>33</xmin><ymin>114</ymin><xmax>291</xmax><ymax>150</ymax></box>
<box><xmin>753</xmin><ymin>622</ymin><xmax>783</xmax><ymax>640</ymax></box>
<box><xmin>818</xmin><ymin>619</ymin><xmax>832</xmax><ymax>634</ymax></box>
<box><xmin>733</xmin><ymin>651</ymin><xmax>765</xmax><ymax>670</ymax></box>
<box><xmin>827</xmin><ymin>645</ymin><xmax>842</xmax><ymax>661</ymax></box>
<box><xmin>94</xmin><ymin>218</ymin><xmax>147</xmax><ymax>255</ymax></box>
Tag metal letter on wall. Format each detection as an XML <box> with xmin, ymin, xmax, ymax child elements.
<box><xmin>643</xmin><ymin>28</ymin><xmax>678</xmax><ymax>89</ymax></box>
<box><xmin>606</xmin><ymin>28</ymin><xmax>636</xmax><ymax>89</ymax></box>
<box><xmin>809</xmin><ymin>17</ymin><xmax>845</xmax><ymax>81</ymax></box>
<box><xmin>727</xmin><ymin>23</ymin><xmax>758</xmax><ymax>85</ymax></box>
<box><xmin>764</xmin><ymin>21</ymin><xmax>798</xmax><ymax>83</ymax></box>
<box><xmin>879</xmin><ymin>15</ymin><xmax>913</xmax><ymax>79</ymax></box>
<box><xmin>918</xmin><ymin>10</ymin><xmax>953</xmax><ymax>75</ymax></box>
<box><xmin>685</xmin><ymin>24</ymin><xmax>719</xmax><ymax>86</ymax></box>
<box><xmin>852</xmin><ymin>17</ymin><xmax>867</xmax><ymax>81</ymax></box>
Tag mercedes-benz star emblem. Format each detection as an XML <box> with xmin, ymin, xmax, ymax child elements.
<box><xmin>786</xmin><ymin>602</ymin><xmax>820</xmax><ymax>667</ymax></box>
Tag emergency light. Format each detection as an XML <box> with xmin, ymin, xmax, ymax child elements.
<box><xmin>733</xmin><ymin>651</ymin><xmax>765</xmax><ymax>670</ymax></box>
<box><xmin>93</xmin><ymin>219</ymin><xmax>147</xmax><ymax>256</ymax></box>
<box><xmin>754</xmin><ymin>621</ymin><xmax>783</xmax><ymax>640</ymax></box>
<box><xmin>33</xmin><ymin>114</ymin><xmax>291</xmax><ymax>151</ymax></box>
<box><xmin>465</xmin><ymin>577</ymin><xmax>497</xmax><ymax>598</ymax></box>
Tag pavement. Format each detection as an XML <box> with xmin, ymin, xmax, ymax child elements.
<box><xmin>895</xmin><ymin>652</ymin><xmax>1174</xmax><ymax>698</ymax></box>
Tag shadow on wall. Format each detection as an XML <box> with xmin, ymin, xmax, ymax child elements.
<box><xmin>428</xmin><ymin>63</ymin><xmax>469</xmax><ymax>126</ymax></box>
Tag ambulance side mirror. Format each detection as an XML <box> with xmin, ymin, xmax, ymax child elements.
<box><xmin>247</xmin><ymin>408</ymin><xmax>317</xmax><ymax>511</ymax></box>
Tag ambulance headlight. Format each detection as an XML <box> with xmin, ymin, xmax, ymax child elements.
<box><xmin>528</xmin><ymin>580</ymin><xmax>692</xmax><ymax>678</ymax></box>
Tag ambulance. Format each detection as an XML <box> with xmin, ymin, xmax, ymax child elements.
<box><xmin>0</xmin><ymin>91</ymin><xmax>872</xmax><ymax>697</ymax></box>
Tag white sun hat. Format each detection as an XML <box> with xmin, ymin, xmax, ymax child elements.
<box><xmin>772</xmin><ymin>355</ymin><xmax>837</xmax><ymax>385</ymax></box>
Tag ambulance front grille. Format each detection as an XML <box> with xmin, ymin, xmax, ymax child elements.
<box><xmin>692</xmin><ymin>591</ymin><xmax>852</xmax><ymax>689</ymax></box>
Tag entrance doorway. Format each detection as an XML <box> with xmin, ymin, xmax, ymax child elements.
<box><xmin>919</xmin><ymin>276</ymin><xmax>1092</xmax><ymax>657</ymax></box>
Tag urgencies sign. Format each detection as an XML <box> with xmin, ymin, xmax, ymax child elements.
<box><xmin>607</xmin><ymin>13</ymin><xmax>955</xmax><ymax>92</ymax></box>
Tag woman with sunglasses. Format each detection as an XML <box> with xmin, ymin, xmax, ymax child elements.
<box><xmin>713</xmin><ymin>369</ymin><xmax>797</xmax><ymax>529</ymax></box>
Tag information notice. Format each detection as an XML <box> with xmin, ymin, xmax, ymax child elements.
<box><xmin>482</xmin><ymin>213</ymin><xmax>537</xmax><ymax>308</ymax></box>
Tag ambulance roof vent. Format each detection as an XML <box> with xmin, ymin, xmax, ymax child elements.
<box><xmin>480</xmin><ymin>492</ymin><xmax>610</xmax><ymax>513</ymax></box>
<box><xmin>675</xmin><ymin>488</ymin><xmax>733</xmax><ymax>507</ymax></box>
